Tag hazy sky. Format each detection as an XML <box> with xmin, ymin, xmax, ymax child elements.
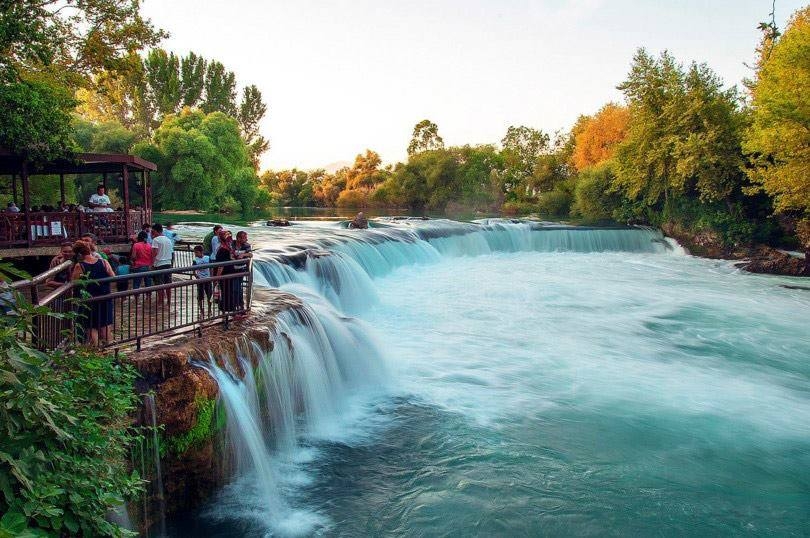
<box><xmin>141</xmin><ymin>0</ymin><xmax>805</xmax><ymax>171</ymax></box>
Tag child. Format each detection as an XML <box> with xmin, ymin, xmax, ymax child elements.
<box><xmin>192</xmin><ymin>245</ymin><xmax>213</xmax><ymax>316</ymax></box>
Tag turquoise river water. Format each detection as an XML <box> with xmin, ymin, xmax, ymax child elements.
<box><xmin>164</xmin><ymin>219</ymin><xmax>810</xmax><ymax>537</ymax></box>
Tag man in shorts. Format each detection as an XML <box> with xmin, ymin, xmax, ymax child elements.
<box><xmin>192</xmin><ymin>245</ymin><xmax>213</xmax><ymax>316</ymax></box>
<box><xmin>150</xmin><ymin>223</ymin><xmax>173</xmax><ymax>308</ymax></box>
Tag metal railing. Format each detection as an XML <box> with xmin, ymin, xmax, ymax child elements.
<box><xmin>8</xmin><ymin>256</ymin><xmax>253</xmax><ymax>351</ymax></box>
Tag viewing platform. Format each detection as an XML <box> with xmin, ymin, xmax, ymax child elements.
<box><xmin>0</xmin><ymin>150</ymin><xmax>156</xmax><ymax>256</ymax></box>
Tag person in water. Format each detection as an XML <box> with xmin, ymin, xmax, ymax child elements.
<box><xmin>349</xmin><ymin>211</ymin><xmax>368</xmax><ymax>229</ymax></box>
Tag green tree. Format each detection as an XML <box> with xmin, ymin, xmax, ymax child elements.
<box><xmin>202</xmin><ymin>61</ymin><xmax>237</xmax><ymax>116</ymax></box>
<box><xmin>180</xmin><ymin>52</ymin><xmax>207</xmax><ymax>107</ymax></box>
<box><xmin>135</xmin><ymin>109</ymin><xmax>259</xmax><ymax>211</ymax></box>
<box><xmin>744</xmin><ymin>7</ymin><xmax>810</xmax><ymax>218</ymax></box>
<box><xmin>573</xmin><ymin>161</ymin><xmax>623</xmax><ymax>222</ymax></box>
<box><xmin>144</xmin><ymin>49</ymin><xmax>182</xmax><ymax>117</ymax></box>
<box><xmin>407</xmin><ymin>119</ymin><xmax>444</xmax><ymax>155</ymax></box>
<box><xmin>238</xmin><ymin>85</ymin><xmax>269</xmax><ymax>168</ymax></box>
<box><xmin>614</xmin><ymin>49</ymin><xmax>745</xmax><ymax>208</ymax></box>
<box><xmin>0</xmin><ymin>79</ymin><xmax>75</xmax><ymax>162</ymax></box>
<box><xmin>499</xmin><ymin>125</ymin><xmax>550</xmax><ymax>196</ymax></box>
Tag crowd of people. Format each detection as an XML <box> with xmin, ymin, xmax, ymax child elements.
<box><xmin>40</xmin><ymin>222</ymin><xmax>252</xmax><ymax>347</ymax></box>
<box><xmin>5</xmin><ymin>185</ymin><xmax>141</xmax><ymax>214</ymax></box>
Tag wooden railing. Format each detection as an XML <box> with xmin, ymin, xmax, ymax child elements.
<box><xmin>8</xmin><ymin>257</ymin><xmax>253</xmax><ymax>351</ymax></box>
<box><xmin>0</xmin><ymin>210</ymin><xmax>149</xmax><ymax>248</ymax></box>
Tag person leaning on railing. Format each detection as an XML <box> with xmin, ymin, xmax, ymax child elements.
<box><xmin>214</xmin><ymin>230</ymin><xmax>246</xmax><ymax>318</ymax></box>
<box><xmin>71</xmin><ymin>240</ymin><xmax>114</xmax><ymax>348</ymax></box>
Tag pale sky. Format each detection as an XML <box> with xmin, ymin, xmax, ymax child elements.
<box><xmin>141</xmin><ymin>0</ymin><xmax>806</xmax><ymax>172</ymax></box>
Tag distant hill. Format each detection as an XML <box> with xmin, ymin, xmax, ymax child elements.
<box><xmin>321</xmin><ymin>160</ymin><xmax>352</xmax><ymax>173</ymax></box>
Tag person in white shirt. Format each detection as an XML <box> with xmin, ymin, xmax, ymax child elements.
<box><xmin>88</xmin><ymin>185</ymin><xmax>113</xmax><ymax>213</ymax></box>
<box><xmin>6</xmin><ymin>201</ymin><xmax>20</xmax><ymax>213</ymax></box>
<box><xmin>150</xmin><ymin>223</ymin><xmax>174</xmax><ymax>307</ymax></box>
<box><xmin>192</xmin><ymin>245</ymin><xmax>213</xmax><ymax>315</ymax></box>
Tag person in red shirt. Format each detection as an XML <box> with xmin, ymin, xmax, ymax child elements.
<box><xmin>130</xmin><ymin>231</ymin><xmax>153</xmax><ymax>290</ymax></box>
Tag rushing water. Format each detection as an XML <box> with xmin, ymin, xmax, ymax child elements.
<box><xmin>167</xmin><ymin>219</ymin><xmax>810</xmax><ymax>537</ymax></box>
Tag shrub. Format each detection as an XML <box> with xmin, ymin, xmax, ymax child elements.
<box><xmin>535</xmin><ymin>190</ymin><xmax>573</xmax><ymax>218</ymax></box>
<box><xmin>573</xmin><ymin>162</ymin><xmax>622</xmax><ymax>223</ymax></box>
<box><xmin>0</xmin><ymin>298</ymin><xmax>142</xmax><ymax>537</ymax></box>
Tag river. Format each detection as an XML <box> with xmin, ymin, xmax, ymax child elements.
<box><xmin>165</xmin><ymin>218</ymin><xmax>810</xmax><ymax>537</ymax></box>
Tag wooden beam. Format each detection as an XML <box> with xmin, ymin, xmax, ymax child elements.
<box><xmin>122</xmin><ymin>165</ymin><xmax>130</xmax><ymax>238</ymax></box>
<box><xmin>59</xmin><ymin>173</ymin><xmax>65</xmax><ymax>202</ymax></box>
<box><xmin>11</xmin><ymin>174</ymin><xmax>17</xmax><ymax>203</ymax></box>
<box><xmin>22</xmin><ymin>162</ymin><xmax>31</xmax><ymax>248</ymax></box>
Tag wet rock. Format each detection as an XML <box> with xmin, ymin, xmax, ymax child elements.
<box><xmin>736</xmin><ymin>246</ymin><xmax>808</xmax><ymax>277</ymax></box>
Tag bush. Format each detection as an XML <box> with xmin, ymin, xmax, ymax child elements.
<box><xmin>573</xmin><ymin>162</ymin><xmax>622</xmax><ymax>223</ymax></box>
<box><xmin>0</xmin><ymin>299</ymin><xmax>142</xmax><ymax>537</ymax></box>
<box><xmin>535</xmin><ymin>190</ymin><xmax>573</xmax><ymax>218</ymax></box>
<box><xmin>335</xmin><ymin>189</ymin><xmax>368</xmax><ymax>208</ymax></box>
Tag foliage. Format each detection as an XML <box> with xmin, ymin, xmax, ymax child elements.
<box><xmin>260</xmin><ymin>169</ymin><xmax>319</xmax><ymax>206</ymax></box>
<box><xmin>499</xmin><ymin>125</ymin><xmax>550</xmax><ymax>195</ymax></box>
<box><xmin>163</xmin><ymin>397</ymin><xmax>222</xmax><ymax>456</ymax></box>
<box><xmin>135</xmin><ymin>109</ymin><xmax>262</xmax><ymax>211</ymax></box>
<box><xmin>0</xmin><ymin>299</ymin><xmax>142</xmax><ymax>537</ymax></box>
<box><xmin>743</xmin><ymin>7</ymin><xmax>810</xmax><ymax>217</ymax></box>
<box><xmin>571</xmin><ymin>104</ymin><xmax>630</xmax><ymax>171</ymax></box>
<box><xmin>572</xmin><ymin>161</ymin><xmax>623</xmax><ymax>222</ymax></box>
<box><xmin>614</xmin><ymin>49</ymin><xmax>746</xmax><ymax>206</ymax></box>
<box><xmin>535</xmin><ymin>190</ymin><xmax>573</xmax><ymax>218</ymax></box>
<box><xmin>0</xmin><ymin>0</ymin><xmax>164</xmax><ymax>86</ymax></box>
<box><xmin>0</xmin><ymin>79</ymin><xmax>75</xmax><ymax>162</ymax></box>
<box><xmin>407</xmin><ymin>119</ymin><xmax>444</xmax><ymax>155</ymax></box>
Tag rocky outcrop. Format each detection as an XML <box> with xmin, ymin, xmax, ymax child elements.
<box><xmin>127</xmin><ymin>289</ymin><xmax>302</xmax><ymax>531</ymax></box>
<box><xmin>661</xmin><ymin>222</ymin><xmax>808</xmax><ymax>277</ymax></box>
<box><xmin>735</xmin><ymin>246</ymin><xmax>808</xmax><ymax>277</ymax></box>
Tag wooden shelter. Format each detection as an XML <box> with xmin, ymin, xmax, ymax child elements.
<box><xmin>0</xmin><ymin>150</ymin><xmax>156</xmax><ymax>253</ymax></box>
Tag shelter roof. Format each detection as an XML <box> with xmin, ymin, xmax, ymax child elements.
<box><xmin>0</xmin><ymin>149</ymin><xmax>157</xmax><ymax>175</ymax></box>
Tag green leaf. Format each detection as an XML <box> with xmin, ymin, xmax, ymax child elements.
<box><xmin>0</xmin><ymin>511</ymin><xmax>27</xmax><ymax>534</ymax></box>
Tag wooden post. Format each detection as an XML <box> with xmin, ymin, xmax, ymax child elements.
<box><xmin>22</xmin><ymin>162</ymin><xmax>32</xmax><ymax>247</ymax></box>
<box><xmin>145</xmin><ymin>170</ymin><xmax>151</xmax><ymax>223</ymax></box>
<box><xmin>122</xmin><ymin>165</ymin><xmax>130</xmax><ymax>239</ymax></box>
<box><xmin>11</xmin><ymin>174</ymin><xmax>17</xmax><ymax>204</ymax></box>
<box><xmin>59</xmin><ymin>173</ymin><xmax>65</xmax><ymax>203</ymax></box>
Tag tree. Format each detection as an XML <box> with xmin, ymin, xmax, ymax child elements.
<box><xmin>499</xmin><ymin>125</ymin><xmax>550</xmax><ymax>196</ymax></box>
<box><xmin>345</xmin><ymin>150</ymin><xmax>387</xmax><ymax>191</ymax></box>
<box><xmin>0</xmin><ymin>79</ymin><xmax>75</xmax><ymax>162</ymax></box>
<box><xmin>238</xmin><ymin>85</ymin><xmax>269</xmax><ymax>168</ymax></box>
<box><xmin>744</xmin><ymin>7</ymin><xmax>810</xmax><ymax>218</ymax></box>
<box><xmin>202</xmin><ymin>61</ymin><xmax>237</xmax><ymax>116</ymax></box>
<box><xmin>571</xmin><ymin>103</ymin><xmax>630</xmax><ymax>171</ymax></box>
<box><xmin>407</xmin><ymin>119</ymin><xmax>444</xmax><ymax>155</ymax></box>
<box><xmin>573</xmin><ymin>160</ymin><xmax>623</xmax><ymax>222</ymax></box>
<box><xmin>135</xmin><ymin>109</ymin><xmax>261</xmax><ymax>211</ymax></box>
<box><xmin>180</xmin><ymin>52</ymin><xmax>207</xmax><ymax>107</ymax></box>
<box><xmin>144</xmin><ymin>49</ymin><xmax>182</xmax><ymax>117</ymax></box>
<box><xmin>614</xmin><ymin>49</ymin><xmax>745</xmax><ymax>207</ymax></box>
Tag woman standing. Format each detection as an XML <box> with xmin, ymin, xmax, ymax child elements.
<box><xmin>130</xmin><ymin>231</ymin><xmax>153</xmax><ymax>290</ymax></box>
<box><xmin>214</xmin><ymin>231</ymin><xmax>239</xmax><ymax>313</ymax></box>
<box><xmin>71</xmin><ymin>240</ymin><xmax>115</xmax><ymax>347</ymax></box>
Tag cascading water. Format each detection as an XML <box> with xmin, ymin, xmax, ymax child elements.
<box><xmin>143</xmin><ymin>393</ymin><xmax>166</xmax><ymax>537</ymax></box>
<box><xmin>168</xmin><ymin>218</ymin><xmax>809</xmax><ymax>536</ymax></box>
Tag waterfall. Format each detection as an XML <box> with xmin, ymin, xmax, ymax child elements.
<box><xmin>144</xmin><ymin>393</ymin><xmax>166</xmax><ymax>537</ymax></box>
<box><xmin>180</xmin><ymin>219</ymin><xmax>675</xmax><ymax>534</ymax></box>
<box><xmin>252</xmin><ymin>219</ymin><xmax>672</xmax><ymax>310</ymax></box>
<box><xmin>197</xmin><ymin>296</ymin><xmax>387</xmax><ymax>533</ymax></box>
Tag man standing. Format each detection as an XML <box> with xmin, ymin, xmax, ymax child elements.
<box><xmin>45</xmin><ymin>241</ymin><xmax>74</xmax><ymax>289</ymax></box>
<box><xmin>150</xmin><ymin>223</ymin><xmax>173</xmax><ymax>308</ymax></box>
<box><xmin>210</xmin><ymin>226</ymin><xmax>225</xmax><ymax>256</ymax></box>
<box><xmin>88</xmin><ymin>185</ymin><xmax>113</xmax><ymax>212</ymax></box>
<box><xmin>203</xmin><ymin>225</ymin><xmax>222</xmax><ymax>255</ymax></box>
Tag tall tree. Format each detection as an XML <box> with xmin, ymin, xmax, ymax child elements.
<box><xmin>614</xmin><ymin>49</ymin><xmax>744</xmax><ymax>206</ymax></box>
<box><xmin>744</xmin><ymin>6</ymin><xmax>810</xmax><ymax>218</ymax></box>
<box><xmin>407</xmin><ymin>119</ymin><xmax>444</xmax><ymax>155</ymax></box>
<box><xmin>180</xmin><ymin>52</ymin><xmax>206</xmax><ymax>107</ymax></box>
<box><xmin>202</xmin><ymin>61</ymin><xmax>237</xmax><ymax>116</ymax></box>
<box><xmin>144</xmin><ymin>48</ymin><xmax>182</xmax><ymax>117</ymax></box>
<box><xmin>238</xmin><ymin>84</ymin><xmax>269</xmax><ymax>167</ymax></box>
